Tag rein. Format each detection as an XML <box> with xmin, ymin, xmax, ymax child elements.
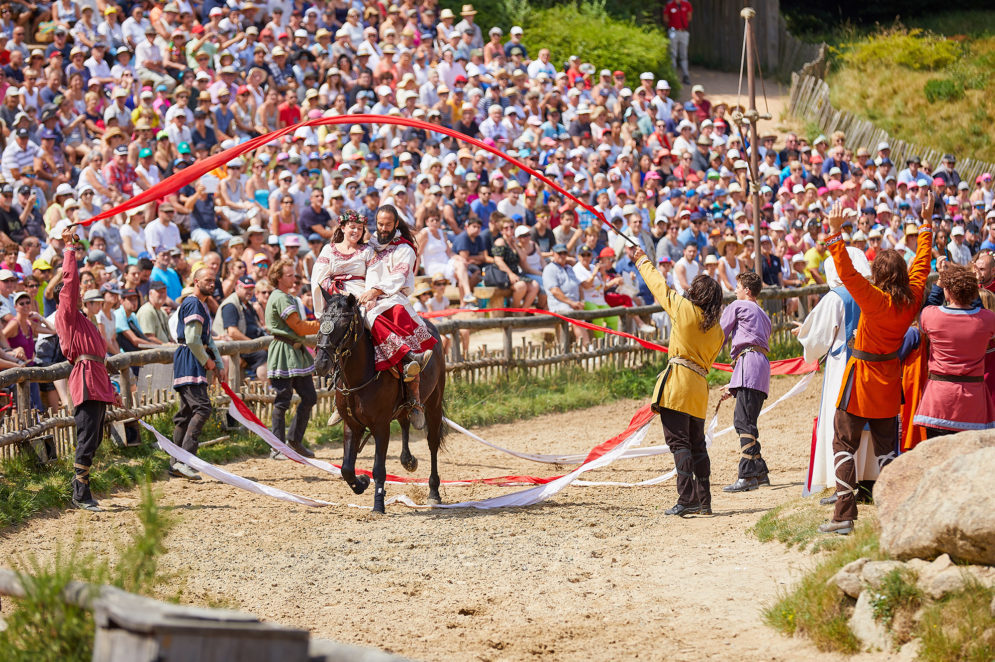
<box><xmin>321</xmin><ymin>305</ymin><xmax>381</xmax><ymax>398</ymax></box>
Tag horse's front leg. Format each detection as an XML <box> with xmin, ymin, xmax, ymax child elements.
<box><xmin>398</xmin><ymin>418</ymin><xmax>418</xmax><ymax>473</ymax></box>
<box><xmin>371</xmin><ymin>422</ymin><xmax>391</xmax><ymax>514</ymax></box>
<box><xmin>341</xmin><ymin>422</ymin><xmax>369</xmax><ymax>495</ymax></box>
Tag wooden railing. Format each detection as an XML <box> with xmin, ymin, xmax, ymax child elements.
<box><xmin>0</xmin><ymin>284</ymin><xmax>828</xmax><ymax>455</ymax></box>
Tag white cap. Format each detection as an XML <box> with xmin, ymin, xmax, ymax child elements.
<box><xmin>876</xmin><ymin>203</ymin><xmax>892</xmax><ymax>215</ymax></box>
<box><xmin>55</xmin><ymin>183</ymin><xmax>75</xmax><ymax>197</ymax></box>
<box><xmin>950</xmin><ymin>225</ymin><xmax>965</xmax><ymax>236</ymax></box>
<box><xmin>877</xmin><ymin>141</ymin><xmax>890</xmax><ymax>151</ymax></box>
<box><xmin>514</xmin><ymin>225</ymin><xmax>531</xmax><ymax>237</ymax></box>
<box><xmin>510</xmin><ymin>26</ymin><xmax>523</xmax><ymax>36</ymax></box>
<box><xmin>656</xmin><ymin>80</ymin><xmax>670</xmax><ymax>90</ymax></box>
<box><xmin>639</xmin><ymin>72</ymin><xmax>654</xmax><ymax>80</ymax></box>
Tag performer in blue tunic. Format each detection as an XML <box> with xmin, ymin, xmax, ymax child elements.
<box><xmin>171</xmin><ymin>267</ymin><xmax>223</xmax><ymax>480</ymax></box>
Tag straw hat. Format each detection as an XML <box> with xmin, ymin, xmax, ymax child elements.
<box><xmin>413</xmin><ymin>282</ymin><xmax>432</xmax><ymax>298</ymax></box>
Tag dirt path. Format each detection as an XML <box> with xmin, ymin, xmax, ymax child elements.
<box><xmin>0</xmin><ymin>374</ymin><xmax>896</xmax><ymax>661</ymax></box>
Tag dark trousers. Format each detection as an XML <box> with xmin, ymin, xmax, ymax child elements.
<box><xmin>832</xmin><ymin>410</ymin><xmax>897</xmax><ymax>522</ymax></box>
<box><xmin>733</xmin><ymin>387</ymin><xmax>769</xmax><ymax>479</ymax></box>
<box><xmin>73</xmin><ymin>400</ymin><xmax>107</xmax><ymax>502</ymax></box>
<box><xmin>271</xmin><ymin>376</ymin><xmax>317</xmax><ymax>445</ymax></box>
<box><xmin>925</xmin><ymin>426</ymin><xmax>954</xmax><ymax>439</ymax></box>
<box><xmin>173</xmin><ymin>384</ymin><xmax>212</xmax><ymax>465</ymax></box>
<box><xmin>660</xmin><ymin>408</ymin><xmax>710</xmax><ymax>509</ymax></box>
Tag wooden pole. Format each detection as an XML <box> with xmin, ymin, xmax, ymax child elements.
<box><xmin>742</xmin><ymin>7</ymin><xmax>764</xmax><ymax>278</ymax></box>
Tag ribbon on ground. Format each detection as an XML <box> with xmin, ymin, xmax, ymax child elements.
<box><xmin>76</xmin><ymin>115</ymin><xmax>623</xmax><ymax>248</ymax></box>
<box><xmin>442</xmin><ymin>370</ymin><xmax>815</xmax><ymax>467</ymax></box>
<box><xmin>139</xmin><ymin>420</ymin><xmax>336</xmax><ymax>507</ymax></box>
<box><xmin>425</xmin><ymin>306</ymin><xmax>818</xmax><ymax>375</ymax></box>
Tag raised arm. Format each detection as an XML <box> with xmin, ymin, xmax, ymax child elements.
<box><xmin>825</xmin><ymin>200</ymin><xmax>888</xmax><ymax>315</ymax></box>
<box><xmin>908</xmin><ymin>192</ymin><xmax>935</xmax><ymax>301</ymax></box>
<box><xmin>634</xmin><ymin>249</ymin><xmax>677</xmax><ymax>315</ymax></box>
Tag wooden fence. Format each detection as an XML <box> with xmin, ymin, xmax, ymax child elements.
<box><xmin>688</xmin><ymin>0</ymin><xmax>823</xmax><ymax>81</ymax></box>
<box><xmin>789</xmin><ymin>73</ymin><xmax>995</xmax><ymax>184</ymax></box>
<box><xmin>0</xmin><ymin>285</ymin><xmax>827</xmax><ymax>458</ymax></box>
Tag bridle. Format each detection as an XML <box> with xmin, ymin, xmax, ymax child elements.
<box><xmin>319</xmin><ymin>301</ymin><xmax>380</xmax><ymax>396</ymax></box>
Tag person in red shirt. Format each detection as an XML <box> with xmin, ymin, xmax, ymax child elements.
<box><xmin>55</xmin><ymin>226</ymin><xmax>118</xmax><ymax>511</ymax></box>
<box><xmin>664</xmin><ymin>0</ymin><xmax>693</xmax><ymax>85</ymax></box>
<box><xmin>277</xmin><ymin>89</ymin><xmax>301</xmax><ymax>128</ymax></box>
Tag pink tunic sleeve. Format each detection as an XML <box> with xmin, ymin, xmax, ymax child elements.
<box><xmin>55</xmin><ymin>248</ymin><xmax>116</xmax><ymax>406</ymax></box>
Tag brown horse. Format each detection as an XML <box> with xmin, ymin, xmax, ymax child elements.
<box><xmin>314</xmin><ymin>291</ymin><xmax>447</xmax><ymax>513</ymax></box>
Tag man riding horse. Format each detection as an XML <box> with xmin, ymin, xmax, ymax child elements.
<box><xmin>355</xmin><ymin>204</ymin><xmax>437</xmax><ymax>428</ymax></box>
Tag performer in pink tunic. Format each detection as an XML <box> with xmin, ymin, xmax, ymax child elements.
<box><xmin>55</xmin><ymin>226</ymin><xmax>118</xmax><ymax>511</ymax></box>
<box><xmin>913</xmin><ymin>264</ymin><xmax>995</xmax><ymax>436</ymax></box>
<box><xmin>358</xmin><ymin>204</ymin><xmax>437</xmax><ymax>428</ymax></box>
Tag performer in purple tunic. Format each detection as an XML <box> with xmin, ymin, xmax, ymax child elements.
<box><xmin>719</xmin><ymin>271</ymin><xmax>773</xmax><ymax>493</ymax></box>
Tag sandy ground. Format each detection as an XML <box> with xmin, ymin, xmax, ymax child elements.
<box><xmin>0</xmin><ymin>374</ymin><xmax>901</xmax><ymax>662</ymax></box>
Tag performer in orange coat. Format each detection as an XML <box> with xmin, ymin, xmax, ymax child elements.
<box><xmin>818</xmin><ymin>195</ymin><xmax>933</xmax><ymax>535</ymax></box>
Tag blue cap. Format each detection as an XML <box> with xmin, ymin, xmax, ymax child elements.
<box><xmin>517</xmin><ymin>148</ymin><xmax>531</xmax><ymax>158</ymax></box>
<box><xmin>238</xmin><ymin>275</ymin><xmax>256</xmax><ymax>287</ymax></box>
<box><xmin>321</xmin><ymin>152</ymin><xmax>334</xmax><ymax>159</ymax></box>
<box><xmin>714</xmin><ymin>188</ymin><xmax>727</xmax><ymax>196</ymax></box>
<box><xmin>511</xmin><ymin>214</ymin><xmax>523</xmax><ymax>223</ymax></box>
<box><xmin>38</xmin><ymin>127</ymin><xmax>57</xmax><ymax>140</ymax></box>
<box><xmin>307</xmin><ymin>233</ymin><xmax>323</xmax><ymax>243</ymax></box>
<box><xmin>683</xmin><ymin>102</ymin><xmax>696</xmax><ymax>111</ymax></box>
<box><xmin>685</xmin><ymin>190</ymin><xmax>697</xmax><ymax>198</ymax></box>
<box><xmin>307</xmin><ymin>152</ymin><xmax>319</xmax><ymax>160</ymax></box>
<box><xmin>688</xmin><ymin>212</ymin><xmax>703</xmax><ymax>222</ymax></box>
<box><xmin>552</xmin><ymin>243</ymin><xmax>568</xmax><ymax>253</ymax></box>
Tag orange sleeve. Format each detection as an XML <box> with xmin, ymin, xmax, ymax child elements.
<box><xmin>825</xmin><ymin>232</ymin><xmax>888</xmax><ymax>315</ymax></box>
<box><xmin>908</xmin><ymin>225</ymin><xmax>933</xmax><ymax>301</ymax></box>
<box><xmin>285</xmin><ymin>312</ymin><xmax>320</xmax><ymax>336</ymax></box>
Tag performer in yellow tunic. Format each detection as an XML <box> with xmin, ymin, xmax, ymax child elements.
<box><xmin>635</xmin><ymin>248</ymin><xmax>725</xmax><ymax>516</ymax></box>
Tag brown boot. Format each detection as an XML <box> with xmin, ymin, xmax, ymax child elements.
<box><xmin>406</xmin><ymin>372</ymin><xmax>426</xmax><ymax>430</ymax></box>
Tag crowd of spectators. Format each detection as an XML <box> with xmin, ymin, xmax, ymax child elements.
<box><xmin>0</xmin><ymin>0</ymin><xmax>994</xmax><ymax>413</ymax></box>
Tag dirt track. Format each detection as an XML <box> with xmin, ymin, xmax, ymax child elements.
<box><xmin>0</xmin><ymin>374</ymin><xmax>899</xmax><ymax>661</ymax></box>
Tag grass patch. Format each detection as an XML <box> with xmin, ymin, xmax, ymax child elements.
<box><xmin>919</xmin><ymin>581</ymin><xmax>995</xmax><ymax>662</ymax></box>
<box><xmin>752</xmin><ymin>496</ymin><xmax>846</xmax><ymax>553</ymax></box>
<box><xmin>825</xmin><ymin>24</ymin><xmax>995</xmax><ymax>162</ymax></box>
<box><xmin>763</xmin><ymin>518</ymin><xmax>884</xmax><ymax>653</ymax></box>
<box><xmin>0</xmin><ymin>482</ymin><xmax>172</xmax><ymax>662</ymax></box>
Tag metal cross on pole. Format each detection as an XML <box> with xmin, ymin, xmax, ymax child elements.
<box><xmin>740</xmin><ymin>7</ymin><xmax>769</xmax><ymax>278</ymax></box>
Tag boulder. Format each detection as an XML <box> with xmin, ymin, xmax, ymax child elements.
<box><xmin>990</xmin><ymin>594</ymin><xmax>995</xmax><ymax>618</ymax></box>
<box><xmin>861</xmin><ymin>560</ymin><xmax>906</xmax><ymax>590</ymax></box>
<box><xmin>877</xmin><ymin>438</ymin><xmax>995</xmax><ymax>565</ymax></box>
<box><xmin>830</xmin><ymin>557</ymin><xmax>868</xmax><ymax>598</ymax></box>
<box><xmin>922</xmin><ymin>564</ymin><xmax>995</xmax><ymax>600</ymax></box>
<box><xmin>874</xmin><ymin>430</ymin><xmax>994</xmax><ymax>527</ymax></box>
<box><xmin>848</xmin><ymin>591</ymin><xmax>892</xmax><ymax>652</ymax></box>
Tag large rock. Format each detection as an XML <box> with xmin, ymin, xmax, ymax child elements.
<box><xmin>874</xmin><ymin>430</ymin><xmax>994</xmax><ymax>526</ymax></box>
<box><xmin>848</xmin><ymin>591</ymin><xmax>893</xmax><ymax>652</ymax></box>
<box><xmin>861</xmin><ymin>560</ymin><xmax>906</xmax><ymax>590</ymax></box>
<box><xmin>830</xmin><ymin>557</ymin><xmax>869</xmax><ymax>598</ymax></box>
<box><xmin>875</xmin><ymin>431</ymin><xmax>995</xmax><ymax>565</ymax></box>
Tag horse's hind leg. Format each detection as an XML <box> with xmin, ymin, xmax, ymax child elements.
<box><xmin>371</xmin><ymin>423</ymin><xmax>390</xmax><ymax>514</ymax></box>
<box><xmin>341</xmin><ymin>423</ymin><xmax>369</xmax><ymax>495</ymax></box>
<box><xmin>398</xmin><ymin>419</ymin><xmax>418</xmax><ymax>473</ymax></box>
<box><xmin>425</xmin><ymin>403</ymin><xmax>443</xmax><ymax>506</ymax></box>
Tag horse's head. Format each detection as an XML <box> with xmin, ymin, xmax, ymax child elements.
<box><xmin>313</xmin><ymin>290</ymin><xmax>362</xmax><ymax>377</ymax></box>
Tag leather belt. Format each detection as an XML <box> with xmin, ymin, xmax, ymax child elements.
<box><xmin>733</xmin><ymin>345</ymin><xmax>768</xmax><ymax>369</ymax></box>
<box><xmin>847</xmin><ymin>338</ymin><xmax>898</xmax><ymax>362</ymax></box>
<box><xmin>670</xmin><ymin>356</ymin><xmax>708</xmax><ymax>378</ymax></box>
<box><xmin>73</xmin><ymin>354</ymin><xmax>105</xmax><ymax>365</ymax></box>
<box><xmin>928</xmin><ymin>372</ymin><xmax>983</xmax><ymax>384</ymax></box>
<box><xmin>272</xmin><ymin>335</ymin><xmax>303</xmax><ymax>350</ymax></box>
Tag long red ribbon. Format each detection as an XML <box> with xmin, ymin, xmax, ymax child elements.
<box><xmin>220</xmin><ymin>379</ymin><xmax>654</xmax><ymax>485</ymax></box>
<box><xmin>78</xmin><ymin>115</ymin><xmax>623</xmax><ymax>243</ymax></box>
<box><xmin>425</xmin><ymin>306</ymin><xmax>818</xmax><ymax>375</ymax></box>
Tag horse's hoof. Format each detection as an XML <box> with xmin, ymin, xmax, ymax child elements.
<box><xmin>427</xmin><ymin>493</ymin><xmax>442</xmax><ymax>506</ymax></box>
<box><xmin>371</xmin><ymin>503</ymin><xmax>385</xmax><ymax>515</ymax></box>
<box><xmin>400</xmin><ymin>454</ymin><xmax>418</xmax><ymax>473</ymax></box>
<box><xmin>351</xmin><ymin>475</ymin><xmax>370</xmax><ymax>495</ymax></box>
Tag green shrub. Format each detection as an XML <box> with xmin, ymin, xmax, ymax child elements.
<box><xmin>841</xmin><ymin>28</ymin><xmax>961</xmax><ymax>71</ymax></box>
<box><xmin>521</xmin><ymin>0</ymin><xmax>679</xmax><ymax>92</ymax></box>
<box><xmin>918</xmin><ymin>581</ymin><xmax>995</xmax><ymax>662</ymax></box>
<box><xmin>924</xmin><ymin>77</ymin><xmax>964</xmax><ymax>102</ymax></box>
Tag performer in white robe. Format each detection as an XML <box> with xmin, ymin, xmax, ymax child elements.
<box><xmin>795</xmin><ymin>247</ymin><xmax>879</xmax><ymax>497</ymax></box>
<box><xmin>358</xmin><ymin>205</ymin><xmax>437</xmax><ymax>428</ymax></box>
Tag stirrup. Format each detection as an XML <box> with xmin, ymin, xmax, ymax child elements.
<box><xmin>403</xmin><ymin>360</ymin><xmax>420</xmax><ymax>382</ymax></box>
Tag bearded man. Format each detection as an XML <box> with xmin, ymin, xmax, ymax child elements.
<box><xmin>357</xmin><ymin>204</ymin><xmax>437</xmax><ymax>428</ymax></box>
<box><xmin>170</xmin><ymin>267</ymin><xmax>223</xmax><ymax>480</ymax></box>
